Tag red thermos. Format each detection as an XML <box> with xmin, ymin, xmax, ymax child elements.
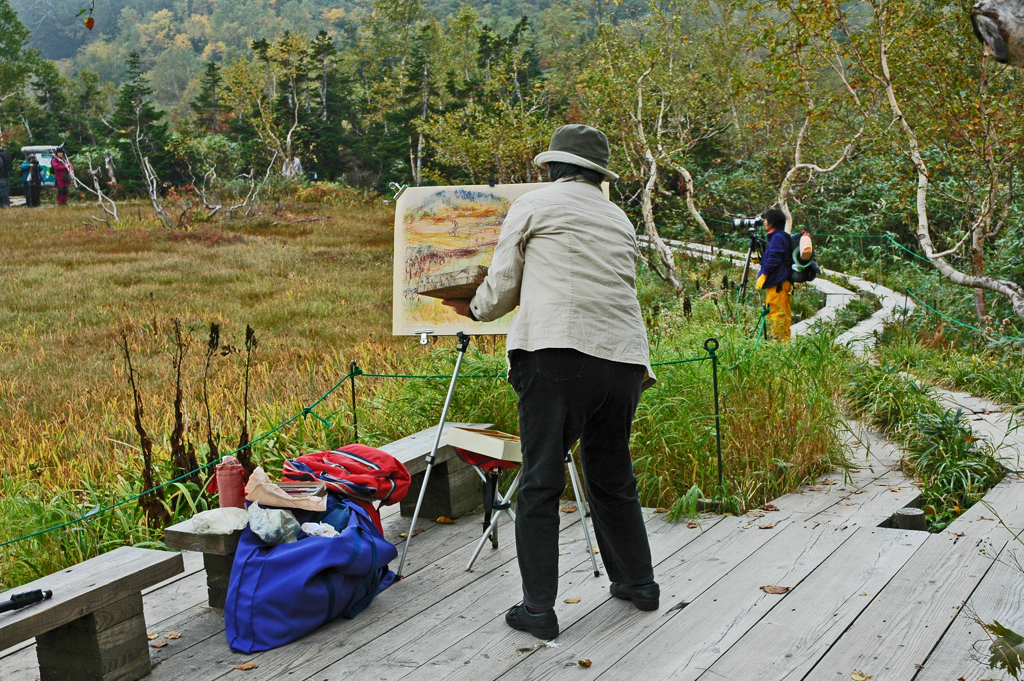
<box><xmin>216</xmin><ymin>456</ymin><xmax>247</xmax><ymax>508</ymax></box>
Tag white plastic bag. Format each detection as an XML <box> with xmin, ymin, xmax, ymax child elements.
<box><xmin>248</xmin><ymin>502</ymin><xmax>300</xmax><ymax>545</ymax></box>
<box><xmin>300</xmin><ymin>522</ymin><xmax>340</xmax><ymax>538</ymax></box>
<box><xmin>192</xmin><ymin>507</ymin><xmax>249</xmax><ymax>535</ymax></box>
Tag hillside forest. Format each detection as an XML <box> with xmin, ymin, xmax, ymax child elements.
<box><xmin>2</xmin><ymin>0</ymin><xmax>1024</xmax><ymax>326</ymax></box>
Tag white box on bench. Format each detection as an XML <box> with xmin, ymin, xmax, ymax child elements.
<box><xmin>445</xmin><ymin>427</ymin><xmax>522</xmax><ymax>463</ymax></box>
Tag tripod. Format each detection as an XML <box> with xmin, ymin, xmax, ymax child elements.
<box><xmin>396</xmin><ymin>331</ymin><xmax>471</xmax><ymax>578</ymax></box>
<box><xmin>737</xmin><ymin>227</ymin><xmax>766</xmax><ymax>304</ymax></box>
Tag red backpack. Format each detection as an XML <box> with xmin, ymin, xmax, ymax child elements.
<box><xmin>283</xmin><ymin>444</ymin><xmax>411</xmax><ymax>532</ymax></box>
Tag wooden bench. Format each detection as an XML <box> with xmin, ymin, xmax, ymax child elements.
<box><xmin>163</xmin><ymin>520</ymin><xmax>240</xmax><ymax>609</ymax></box>
<box><xmin>380</xmin><ymin>422</ymin><xmax>491</xmax><ymax>521</ymax></box>
<box><xmin>162</xmin><ymin>422</ymin><xmax>491</xmax><ymax>608</ymax></box>
<box><xmin>0</xmin><ymin>546</ymin><xmax>183</xmax><ymax>681</ymax></box>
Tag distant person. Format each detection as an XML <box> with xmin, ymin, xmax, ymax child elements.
<box><xmin>0</xmin><ymin>146</ymin><xmax>11</xmax><ymax>208</ymax></box>
<box><xmin>282</xmin><ymin>153</ymin><xmax>303</xmax><ymax>179</ymax></box>
<box><xmin>51</xmin><ymin>148</ymin><xmax>74</xmax><ymax>206</ymax></box>
<box><xmin>21</xmin><ymin>155</ymin><xmax>42</xmax><ymax>208</ymax></box>
<box><xmin>755</xmin><ymin>208</ymin><xmax>794</xmax><ymax>340</ymax></box>
<box><xmin>444</xmin><ymin>124</ymin><xmax>659</xmax><ymax>640</ymax></box>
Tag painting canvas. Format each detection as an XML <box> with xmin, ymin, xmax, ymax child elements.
<box><xmin>392</xmin><ymin>183</ymin><xmax>548</xmax><ymax>336</ymax></box>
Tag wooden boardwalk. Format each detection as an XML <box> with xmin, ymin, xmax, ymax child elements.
<box><xmin>2</xmin><ymin>423</ymin><xmax>1022</xmax><ymax>680</ymax></box>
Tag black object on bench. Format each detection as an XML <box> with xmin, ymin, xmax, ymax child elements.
<box><xmin>0</xmin><ymin>546</ymin><xmax>184</xmax><ymax>681</ymax></box>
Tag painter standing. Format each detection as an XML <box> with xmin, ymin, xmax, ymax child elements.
<box><xmin>443</xmin><ymin>124</ymin><xmax>659</xmax><ymax>640</ymax></box>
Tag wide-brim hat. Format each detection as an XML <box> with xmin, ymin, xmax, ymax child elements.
<box><xmin>534</xmin><ymin>124</ymin><xmax>619</xmax><ymax>181</ymax></box>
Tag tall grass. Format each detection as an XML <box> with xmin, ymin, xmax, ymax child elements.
<box><xmin>0</xmin><ymin>200</ymin><xmax>851</xmax><ymax>588</ymax></box>
<box><xmin>846</xmin><ymin>363</ymin><xmax>1003</xmax><ymax>530</ymax></box>
<box><xmin>875</xmin><ymin>323</ymin><xmax>1024</xmax><ymax>408</ymax></box>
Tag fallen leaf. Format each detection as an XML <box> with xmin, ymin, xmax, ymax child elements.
<box><xmin>746</xmin><ymin>509</ymin><xmax>764</xmax><ymax>518</ymax></box>
<box><xmin>398</xmin><ymin>528</ymin><xmax>424</xmax><ymax>538</ymax></box>
<box><xmin>742</xmin><ymin>524</ymin><xmax>752</xmax><ymax>529</ymax></box>
<box><xmin>686</xmin><ymin>522</ymin><xmax>698</xmax><ymax>529</ymax></box>
<box><xmin>517</xmin><ymin>647</ymin><xmax>536</xmax><ymax>653</ymax></box>
<box><xmin>163</xmin><ymin>631</ymin><xmax>181</xmax><ymax>640</ymax></box>
<box><xmin>655</xmin><ymin>507</ymin><xmax>669</xmax><ymax>513</ymax></box>
<box><xmin>564</xmin><ymin>597</ymin><xmax>581</xmax><ymax>604</ymax></box>
<box><xmin>838</xmin><ymin>502</ymin><xmax>856</xmax><ymax>506</ymax></box>
<box><xmin>578</xmin><ymin>659</ymin><xmax>592</xmax><ymax>668</ymax></box>
<box><xmin>234</xmin><ymin>662</ymin><xmax>256</xmax><ymax>670</ymax></box>
<box><xmin>820</xmin><ymin>479</ymin><xmax>837</xmax><ymax>485</ymax></box>
<box><xmin>588</xmin><ymin>547</ymin><xmax>600</xmax><ymax>554</ymax></box>
<box><xmin>761</xmin><ymin>585</ymin><xmax>790</xmax><ymax>594</ymax></box>
<box><xmin>948</xmin><ymin>531</ymin><xmax>964</xmax><ymax>537</ymax></box>
<box><xmin>979</xmin><ymin>516</ymin><xmax>996</xmax><ymax>521</ymax></box>
<box><xmin>851</xmin><ymin>490</ymin><xmax>864</xmax><ymax>495</ymax></box>
<box><xmin>875</xmin><ymin>483</ymin><xmax>890</xmax><ymax>486</ymax></box>
<box><xmin>890</xmin><ymin>487</ymin><xmax>902</xmax><ymax>493</ymax></box>
<box><xmin>762</xmin><ymin>504</ymin><xmax>779</xmax><ymax>512</ymax></box>
<box><xmin>851</xmin><ymin>672</ymin><xmax>872</xmax><ymax>681</ymax></box>
<box><xmin>147</xmin><ymin>633</ymin><xmax>159</xmax><ymax>640</ymax></box>
<box><xmin>758</xmin><ymin>523</ymin><xmax>774</xmax><ymax>530</ymax></box>
<box><xmin>561</xmin><ymin>505</ymin><xmax>578</xmax><ymax>513</ymax></box>
<box><xmin>150</xmin><ymin>641</ymin><xmax>168</xmax><ymax>649</ymax></box>
<box><xmin>860</xmin><ymin>592</ymin><xmax>868</xmax><ymax>596</ymax></box>
<box><xmin>435</xmin><ymin>516</ymin><xmax>455</xmax><ymax>524</ymax></box>
<box><xmin>809</xmin><ymin>486</ymin><xmax>823</xmax><ymax>491</ymax></box>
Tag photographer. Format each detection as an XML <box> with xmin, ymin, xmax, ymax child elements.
<box><xmin>755</xmin><ymin>208</ymin><xmax>794</xmax><ymax>340</ymax></box>
<box><xmin>443</xmin><ymin>124</ymin><xmax>659</xmax><ymax>640</ymax></box>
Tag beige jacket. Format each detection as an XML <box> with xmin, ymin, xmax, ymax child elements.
<box><xmin>470</xmin><ymin>178</ymin><xmax>656</xmax><ymax>389</ymax></box>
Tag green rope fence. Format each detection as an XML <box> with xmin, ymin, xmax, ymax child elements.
<box><xmin>0</xmin><ymin>370</ymin><xmax>360</xmax><ymax>549</ymax></box>
<box><xmin>1</xmin><ymin>231</ymin><xmax>946</xmax><ymax>549</ymax></box>
<box><xmin>1</xmin><ymin>339</ymin><xmax>738</xmax><ymax>549</ymax></box>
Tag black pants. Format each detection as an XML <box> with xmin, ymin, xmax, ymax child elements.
<box><xmin>509</xmin><ymin>348</ymin><xmax>654</xmax><ymax>609</ymax></box>
<box><xmin>27</xmin><ymin>185</ymin><xmax>41</xmax><ymax>207</ymax></box>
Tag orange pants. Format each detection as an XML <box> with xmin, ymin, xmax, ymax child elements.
<box><xmin>765</xmin><ymin>281</ymin><xmax>792</xmax><ymax>341</ymax></box>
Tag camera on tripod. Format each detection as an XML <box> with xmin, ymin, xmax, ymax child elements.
<box><xmin>732</xmin><ymin>216</ymin><xmax>764</xmax><ymax>232</ymax></box>
<box><xmin>734</xmin><ymin>216</ymin><xmax>766</xmax><ymax>301</ymax></box>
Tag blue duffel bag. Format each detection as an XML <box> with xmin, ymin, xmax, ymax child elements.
<box><xmin>224</xmin><ymin>498</ymin><xmax>398</xmax><ymax>653</ymax></box>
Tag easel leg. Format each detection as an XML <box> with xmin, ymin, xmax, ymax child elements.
<box><xmin>397</xmin><ymin>332</ymin><xmax>471</xmax><ymax>579</ymax></box>
<box><xmin>567</xmin><ymin>450</ymin><xmax>600</xmax><ymax>578</ymax></box>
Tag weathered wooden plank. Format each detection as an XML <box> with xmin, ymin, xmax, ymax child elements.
<box><xmin>541</xmin><ymin>521</ymin><xmax>851</xmax><ymax>681</ymax></box>
<box><xmin>914</xmin><ymin>541</ymin><xmax>1024</xmax><ymax>681</ymax></box>
<box><xmin>142</xmin><ymin>551</ymin><xmax>204</xmax><ymax>595</ymax></box>
<box><xmin>36</xmin><ymin>591</ymin><xmax>151</xmax><ymax>681</ymax></box>
<box><xmin>144</xmin><ymin>605</ymin><xmax>226</xmax><ymax>668</ymax></box>
<box><xmin>333</xmin><ymin>513</ymin><xmax>708</xmax><ymax>681</ymax></box>
<box><xmin>946</xmin><ymin>476</ymin><xmax>1024</xmax><ymax>537</ymax></box>
<box><xmin>809</xmin><ymin>476</ymin><xmax>920</xmax><ymax>529</ymax></box>
<box><xmin>0</xmin><ymin>547</ymin><xmax>183</xmax><ymax>650</ymax></box>
<box><xmin>804</xmin><ymin>532</ymin><xmax>1002</xmax><ymax>678</ymax></box>
<box><xmin>145</xmin><ymin>511</ymin><xmax>577</xmax><ymax>680</ymax></box>
<box><xmin>700</xmin><ymin>527</ymin><xmax>927</xmax><ymax>680</ymax></box>
<box><xmin>296</xmin><ymin>515</ymin><xmax>627</xmax><ymax>681</ymax></box>
<box><xmin>163</xmin><ymin>520</ymin><xmax>241</xmax><ymax>556</ymax></box>
<box><xmin>380</xmin><ymin>422</ymin><xmax>492</xmax><ymax>476</ymax></box>
<box><xmin>142</xmin><ymin>570</ymin><xmax>210</xmax><ymax>628</ymax></box>
<box><xmin>438</xmin><ymin>509</ymin><xmax>817</xmax><ymax>681</ymax></box>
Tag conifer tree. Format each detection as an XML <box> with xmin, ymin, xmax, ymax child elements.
<box><xmin>190</xmin><ymin>61</ymin><xmax>226</xmax><ymax>133</ymax></box>
<box><xmin>110</xmin><ymin>51</ymin><xmax>170</xmax><ymax>183</ymax></box>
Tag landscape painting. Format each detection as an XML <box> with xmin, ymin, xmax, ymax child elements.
<box><xmin>392</xmin><ymin>183</ymin><xmax>548</xmax><ymax>336</ymax></box>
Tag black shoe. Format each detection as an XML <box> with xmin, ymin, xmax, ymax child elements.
<box><xmin>610</xmin><ymin>581</ymin><xmax>660</xmax><ymax>611</ymax></box>
<box><xmin>505</xmin><ymin>603</ymin><xmax>559</xmax><ymax>640</ymax></box>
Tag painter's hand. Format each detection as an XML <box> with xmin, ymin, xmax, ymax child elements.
<box><xmin>442</xmin><ymin>299</ymin><xmax>472</xmax><ymax>318</ymax></box>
